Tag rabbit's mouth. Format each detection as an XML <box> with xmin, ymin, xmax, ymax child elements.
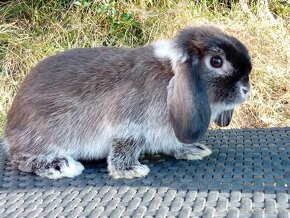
<box><xmin>214</xmin><ymin>109</ymin><xmax>234</xmax><ymax>127</ymax></box>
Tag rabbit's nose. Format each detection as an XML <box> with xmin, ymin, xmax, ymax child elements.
<box><xmin>240</xmin><ymin>86</ymin><xmax>249</xmax><ymax>98</ymax></box>
<box><xmin>242</xmin><ymin>87</ymin><xmax>248</xmax><ymax>94</ymax></box>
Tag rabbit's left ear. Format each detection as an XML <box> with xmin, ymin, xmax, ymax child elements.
<box><xmin>167</xmin><ymin>58</ymin><xmax>211</xmax><ymax>144</ymax></box>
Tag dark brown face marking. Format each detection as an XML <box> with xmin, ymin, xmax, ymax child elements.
<box><xmin>174</xmin><ymin>26</ymin><xmax>251</xmax><ymax>109</ymax></box>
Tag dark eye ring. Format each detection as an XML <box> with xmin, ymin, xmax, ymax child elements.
<box><xmin>210</xmin><ymin>56</ymin><xmax>223</xmax><ymax>68</ymax></box>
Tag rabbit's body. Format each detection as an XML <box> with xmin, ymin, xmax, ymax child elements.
<box><xmin>4</xmin><ymin>46</ymin><xmax>199</xmax><ymax>179</ymax></box>
<box><xmin>5</xmin><ymin>47</ymin><xmax>176</xmax><ymax>157</ymax></box>
<box><xmin>4</xmin><ymin>26</ymin><xmax>251</xmax><ymax>179</ymax></box>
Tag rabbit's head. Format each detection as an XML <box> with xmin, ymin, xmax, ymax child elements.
<box><xmin>155</xmin><ymin>26</ymin><xmax>252</xmax><ymax>143</ymax></box>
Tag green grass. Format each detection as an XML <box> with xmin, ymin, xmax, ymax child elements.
<box><xmin>0</xmin><ymin>0</ymin><xmax>289</xmax><ymax>135</ymax></box>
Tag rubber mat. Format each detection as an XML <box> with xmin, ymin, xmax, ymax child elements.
<box><xmin>0</xmin><ymin>127</ymin><xmax>289</xmax><ymax>218</ymax></box>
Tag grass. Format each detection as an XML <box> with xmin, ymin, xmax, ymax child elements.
<box><xmin>0</xmin><ymin>0</ymin><xmax>289</xmax><ymax>135</ymax></box>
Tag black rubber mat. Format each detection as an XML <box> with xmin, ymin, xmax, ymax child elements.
<box><xmin>0</xmin><ymin>127</ymin><xmax>289</xmax><ymax>217</ymax></box>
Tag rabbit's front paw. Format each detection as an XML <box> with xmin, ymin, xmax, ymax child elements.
<box><xmin>108</xmin><ymin>164</ymin><xmax>150</xmax><ymax>179</ymax></box>
<box><xmin>174</xmin><ymin>143</ymin><xmax>212</xmax><ymax>160</ymax></box>
<box><xmin>108</xmin><ymin>137</ymin><xmax>149</xmax><ymax>179</ymax></box>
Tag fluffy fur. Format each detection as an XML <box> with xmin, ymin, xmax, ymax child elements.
<box><xmin>4</xmin><ymin>26</ymin><xmax>252</xmax><ymax>179</ymax></box>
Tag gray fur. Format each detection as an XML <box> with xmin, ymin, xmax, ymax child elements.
<box><xmin>4</xmin><ymin>26</ymin><xmax>252</xmax><ymax>179</ymax></box>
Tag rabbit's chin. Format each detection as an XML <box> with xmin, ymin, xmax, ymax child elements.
<box><xmin>210</xmin><ymin>103</ymin><xmax>239</xmax><ymax>127</ymax></box>
<box><xmin>214</xmin><ymin>109</ymin><xmax>234</xmax><ymax>127</ymax></box>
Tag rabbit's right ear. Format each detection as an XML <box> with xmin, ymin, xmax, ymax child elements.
<box><xmin>167</xmin><ymin>58</ymin><xmax>211</xmax><ymax>144</ymax></box>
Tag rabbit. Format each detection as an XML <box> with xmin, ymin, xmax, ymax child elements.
<box><xmin>3</xmin><ymin>26</ymin><xmax>252</xmax><ymax>179</ymax></box>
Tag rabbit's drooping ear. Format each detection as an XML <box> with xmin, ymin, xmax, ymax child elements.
<box><xmin>167</xmin><ymin>58</ymin><xmax>211</xmax><ymax>144</ymax></box>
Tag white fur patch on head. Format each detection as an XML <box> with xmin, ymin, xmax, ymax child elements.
<box><xmin>153</xmin><ymin>40</ymin><xmax>188</xmax><ymax>70</ymax></box>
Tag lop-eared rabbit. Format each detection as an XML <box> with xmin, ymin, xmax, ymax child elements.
<box><xmin>4</xmin><ymin>26</ymin><xmax>252</xmax><ymax>179</ymax></box>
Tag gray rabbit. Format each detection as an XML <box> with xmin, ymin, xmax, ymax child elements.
<box><xmin>3</xmin><ymin>26</ymin><xmax>252</xmax><ymax>179</ymax></box>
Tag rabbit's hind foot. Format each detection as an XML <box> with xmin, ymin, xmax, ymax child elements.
<box><xmin>12</xmin><ymin>154</ymin><xmax>84</xmax><ymax>179</ymax></box>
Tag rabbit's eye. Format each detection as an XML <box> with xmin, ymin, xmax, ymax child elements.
<box><xmin>210</xmin><ymin>56</ymin><xmax>223</xmax><ymax>68</ymax></box>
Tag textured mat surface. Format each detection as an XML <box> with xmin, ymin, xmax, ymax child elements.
<box><xmin>0</xmin><ymin>127</ymin><xmax>289</xmax><ymax>218</ymax></box>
